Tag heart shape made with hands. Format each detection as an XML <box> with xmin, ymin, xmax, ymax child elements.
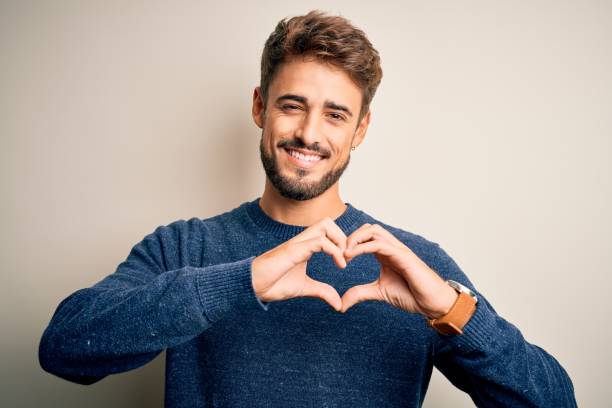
<box><xmin>251</xmin><ymin>220</ymin><xmax>458</xmax><ymax>319</ymax></box>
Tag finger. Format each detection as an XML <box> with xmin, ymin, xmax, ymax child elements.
<box><xmin>345</xmin><ymin>223</ymin><xmax>372</xmax><ymax>250</ymax></box>
<box><xmin>314</xmin><ymin>217</ymin><xmax>348</xmax><ymax>252</ymax></box>
<box><xmin>347</xmin><ymin>223</ymin><xmax>404</xmax><ymax>251</ymax></box>
<box><xmin>340</xmin><ymin>281</ymin><xmax>383</xmax><ymax>313</ymax></box>
<box><xmin>344</xmin><ymin>239</ymin><xmax>396</xmax><ymax>263</ymax></box>
<box><xmin>295</xmin><ymin>217</ymin><xmax>348</xmax><ymax>252</ymax></box>
<box><xmin>300</xmin><ymin>275</ymin><xmax>343</xmax><ymax>312</ymax></box>
<box><xmin>375</xmin><ymin>225</ymin><xmax>404</xmax><ymax>247</ymax></box>
<box><xmin>295</xmin><ymin>235</ymin><xmax>347</xmax><ymax>269</ymax></box>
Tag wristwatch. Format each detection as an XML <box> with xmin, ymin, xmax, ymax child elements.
<box><xmin>427</xmin><ymin>280</ymin><xmax>478</xmax><ymax>335</ymax></box>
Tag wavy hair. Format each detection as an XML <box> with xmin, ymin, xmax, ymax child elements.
<box><xmin>260</xmin><ymin>10</ymin><xmax>383</xmax><ymax>122</ymax></box>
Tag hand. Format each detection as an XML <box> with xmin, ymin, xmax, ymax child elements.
<box><xmin>251</xmin><ymin>217</ymin><xmax>347</xmax><ymax>312</ymax></box>
<box><xmin>340</xmin><ymin>223</ymin><xmax>458</xmax><ymax>318</ymax></box>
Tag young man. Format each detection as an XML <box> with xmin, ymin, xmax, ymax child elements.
<box><xmin>39</xmin><ymin>10</ymin><xmax>577</xmax><ymax>407</ymax></box>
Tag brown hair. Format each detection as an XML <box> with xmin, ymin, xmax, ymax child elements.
<box><xmin>260</xmin><ymin>10</ymin><xmax>383</xmax><ymax>123</ymax></box>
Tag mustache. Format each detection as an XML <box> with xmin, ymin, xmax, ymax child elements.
<box><xmin>277</xmin><ymin>139</ymin><xmax>331</xmax><ymax>158</ymax></box>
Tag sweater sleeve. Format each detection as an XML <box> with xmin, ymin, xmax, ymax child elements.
<box><xmin>38</xmin><ymin>221</ymin><xmax>269</xmax><ymax>385</ymax></box>
<box><xmin>429</xmin><ymin>244</ymin><xmax>577</xmax><ymax>407</ymax></box>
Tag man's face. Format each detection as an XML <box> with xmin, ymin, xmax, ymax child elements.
<box><xmin>252</xmin><ymin>56</ymin><xmax>370</xmax><ymax>201</ymax></box>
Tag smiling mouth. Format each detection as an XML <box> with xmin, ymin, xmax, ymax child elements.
<box><xmin>283</xmin><ymin>148</ymin><xmax>326</xmax><ymax>169</ymax></box>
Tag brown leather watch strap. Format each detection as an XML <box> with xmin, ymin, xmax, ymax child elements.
<box><xmin>428</xmin><ymin>292</ymin><xmax>477</xmax><ymax>335</ymax></box>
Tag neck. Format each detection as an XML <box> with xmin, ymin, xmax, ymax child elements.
<box><xmin>259</xmin><ymin>179</ymin><xmax>347</xmax><ymax>227</ymax></box>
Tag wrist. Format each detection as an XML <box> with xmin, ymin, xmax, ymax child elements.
<box><xmin>250</xmin><ymin>256</ymin><xmax>268</xmax><ymax>300</ymax></box>
<box><xmin>427</xmin><ymin>280</ymin><xmax>478</xmax><ymax>335</ymax></box>
<box><xmin>425</xmin><ymin>284</ymin><xmax>459</xmax><ymax>320</ymax></box>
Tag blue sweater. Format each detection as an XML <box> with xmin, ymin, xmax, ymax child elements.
<box><xmin>39</xmin><ymin>198</ymin><xmax>577</xmax><ymax>407</ymax></box>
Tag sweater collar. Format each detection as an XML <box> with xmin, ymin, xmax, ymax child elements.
<box><xmin>244</xmin><ymin>197</ymin><xmax>365</xmax><ymax>240</ymax></box>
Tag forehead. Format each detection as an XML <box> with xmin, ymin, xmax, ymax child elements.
<box><xmin>268</xmin><ymin>57</ymin><xmax>362</xmax><ymax>109</ymax></box>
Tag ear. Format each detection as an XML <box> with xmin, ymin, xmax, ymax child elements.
<box><xmin>252</xmin><ymin>86</ymin><xmax>265</xmax><ymax>129</ymax></box>
<box><xmin>351</xmin><ymin>109</ymin><xmax>371</xmax><ymax>148</ymax></box>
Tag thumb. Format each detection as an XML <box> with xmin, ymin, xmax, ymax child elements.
<box><xmin>340</xmin><ymin>281</ymin><xmax>383</xmax><ymax>313</ymax></box>
<box><xmin>299</xmin><ymin>276</ymin><xmax>343</xmax><ymax>312</ymax></box>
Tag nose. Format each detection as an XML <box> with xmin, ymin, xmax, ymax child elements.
<box><xmin>295</xmin><ymin>111</ymin><xmax>322</xmax><ymax>148</ymax></box>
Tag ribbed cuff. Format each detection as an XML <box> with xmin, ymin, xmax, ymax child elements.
<box><xmin>436</xmin><ymin>296</ymin><xmax>498</xmax><ymax>352</ymax></box>
<box><xmin>196</xmin><ymin>256</ymin><xmax>269</xmax><ymax>323</ymax></box>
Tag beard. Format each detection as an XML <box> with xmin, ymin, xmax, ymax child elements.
<box><xmin>259</xmin><ymin>135</ymin><xmax>351</xmax><ymax>201</ymax></box>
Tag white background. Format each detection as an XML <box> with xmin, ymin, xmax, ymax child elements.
<box><xmin>2</xmin><ymin>0</ymin><xmax>610</xmax><ymax>406</ymax></box>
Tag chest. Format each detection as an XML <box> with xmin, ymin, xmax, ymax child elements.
<box><xmin>199</xmin><ymin>253</ymin><xmax>433</xmax><ymax>379</ymax></box>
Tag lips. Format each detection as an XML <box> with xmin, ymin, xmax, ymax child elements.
<box><xmin>283</xmin><ymin>147</ymin><xmax>326</xmax><ymax>169</ymax></box>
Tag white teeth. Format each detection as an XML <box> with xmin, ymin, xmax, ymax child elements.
<box><xmin>288</xmin><ymin>149</ymin><xmax>322</xmax><ymax>162</ymax></box>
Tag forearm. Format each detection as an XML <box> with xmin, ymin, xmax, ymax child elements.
<box><xmin>39</xmin><ymin>256</ymin><xmax>265</xmax><ymax>383</ymax></box>
<box><xmin>433</xmin><ymin>294</ymin><xmax>577</xmax><ymax>407</ymax></box>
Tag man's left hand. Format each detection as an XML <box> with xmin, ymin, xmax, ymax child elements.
<box><xmin>340</xmin><ymin>223</ymin><xmax>458</xmax><ymax>318</ymax></box>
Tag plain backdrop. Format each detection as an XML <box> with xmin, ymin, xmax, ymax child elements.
<box><xmin>1</xmin><ymin>0</ymin><xmax>610</xmax><ymax>406</ymax></box>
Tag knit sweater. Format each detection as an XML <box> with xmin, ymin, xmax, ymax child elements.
<box><xmin>39</xmin><ymin>197</ymin><xmax>577</xmax><ymax>407</ymax></box>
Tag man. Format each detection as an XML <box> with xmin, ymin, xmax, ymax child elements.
<box><xmin>39</xmin><ymin>10</ymin><xmax>577</xmax><ymax>407</ymax></box>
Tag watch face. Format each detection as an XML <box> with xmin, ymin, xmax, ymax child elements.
<box><xmin>447</xmin><ymin>280</ymin><xmax>477</xmax><ymax>300</ymax></box>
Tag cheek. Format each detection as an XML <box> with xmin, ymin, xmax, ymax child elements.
<box><xmin>265</xmin><ymin>117</ymin><xmax>297</xmax><ymax>143</ymax></box>
<box><xmin>330</xmin><ymin>134</ymin><xmax>354</xmax><ymax>156</ymax></box>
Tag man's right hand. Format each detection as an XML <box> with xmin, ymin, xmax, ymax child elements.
<box><xmin>251</xmin><ymin>217</ymin><xmax>347</xmax><ymax>311</ymax></box>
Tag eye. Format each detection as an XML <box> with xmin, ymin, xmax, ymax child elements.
<box><xmin>282</xmin><ymin>104</ymin><xmax>301</xmax><ymax>111</ymax></box>
<box><xmin>328</xmin><ymin>112</ymin><xmax>346</xmax><ymax>121</ymax></box>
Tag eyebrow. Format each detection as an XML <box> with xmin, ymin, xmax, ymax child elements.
<box><xmin>275</xmin><ymin>93</ymin><xmax>353</xmax><ymax>118</ymax></box>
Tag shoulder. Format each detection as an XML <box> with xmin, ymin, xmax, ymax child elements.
<box><xmin>139</xmin><ymin>202</ymin><xmax>247</xmax><ymax>248</ymax></box>
<box><xmin>127</xmin><ymin>203</ymin><xmax>249</xmax><ymax>268</ymax></box>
